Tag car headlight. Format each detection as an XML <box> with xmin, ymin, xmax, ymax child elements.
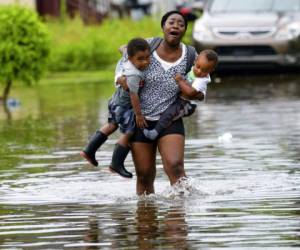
<box><xmin>275</xmin><ymin>22</ymin><xmax>300</xmax><ymax>40</ymax></box>
<box><xmin>193</xmin><ymin>25</ymin><xmax>213</xmax><ymax>42</ymax></box>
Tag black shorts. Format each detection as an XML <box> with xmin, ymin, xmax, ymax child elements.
<box><xmin>131</xmin><ymin>118</ymin><xmax>185</xmax><ymax>143</ymax></box>
<box><xmin>107</xmin><ymin>101</ymin><xmax>135</xmax><ymax>134</ymax></box>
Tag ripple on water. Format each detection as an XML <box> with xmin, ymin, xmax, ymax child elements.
<box><xmin>1</xmin><ymin>83</ymin><xmax>300</xmax><ymax>248</ymax></box>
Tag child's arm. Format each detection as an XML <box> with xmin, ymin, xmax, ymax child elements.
<box><xmin>127</xmin><ymin>75</ymin><xmax>147</xmax><ymax>128</ymax></box>
<box><xmin>130</xmin><ymin>92</ymin><xmax>147</xmax><ymax>128</ymax></box>
<box><xmin>174</xmin><ymin>74</ymin><xmax>205</xmax><ymax>101</ymax></box>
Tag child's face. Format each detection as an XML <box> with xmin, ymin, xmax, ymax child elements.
<box><xmin>129</xmin><ymin>49</ymin><xmax>151</xmax><ymax>71</ymax></box>
<box><xmin>193</xmin><ymin>54</ymin><xmax>216</xmax><ymax>78</ymax></box>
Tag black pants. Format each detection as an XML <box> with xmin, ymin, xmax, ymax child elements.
<box><xmin>157</xmin><ymin>97</ymin><xmax>196</xmax><ymax>129</ymax></box>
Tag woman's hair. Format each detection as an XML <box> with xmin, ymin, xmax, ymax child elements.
<box><xmin>161</xmin><ymin>10</ymin><xmax>188</xmax><ymax>30</ymax></box>
<box><xmin>127</xmin><ymin>38</ymin><xmax>150</xmax><ymax>57</ymax></box>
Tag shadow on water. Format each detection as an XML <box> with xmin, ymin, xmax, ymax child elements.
<box><xmin>0</xmin><ymin>72</ymin><xmax>300</xmax><ymax>248</ymax></box>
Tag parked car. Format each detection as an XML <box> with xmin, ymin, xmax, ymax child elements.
<box><xmin>192</xmin><ymin>0</ymin><xmax>300</xmax><ymax>68</ymax></box>
<box><xmin>176</xmin><ymin>0</ymin><xmax>206</xmax><ymax>21</ymax></box>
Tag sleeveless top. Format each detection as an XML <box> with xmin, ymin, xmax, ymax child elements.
<box><xmin>140</xmin><ymin>44</ymin><xmax>189</xmax><ymax>120</ymax></box>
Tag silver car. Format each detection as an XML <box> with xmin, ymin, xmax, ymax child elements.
<box><xmin>192</xmin><ymin>0</ymin><xmax>300</xmax><ymax>67</ymax></box>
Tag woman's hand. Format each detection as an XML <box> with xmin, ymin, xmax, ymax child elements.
<box><xmin>135</xmin><ymin>115</ymin><xmax>148</xmax><ymax>129</ymax></box>
<box><xmin>117</xmin><ymin>76</ymin><xmax>129</xmax><ymax>91</ymax></box>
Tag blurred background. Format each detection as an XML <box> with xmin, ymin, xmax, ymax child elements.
<box><xmin>0</xmin><ymin>1</ymin><xmax>299</xmax><ymax>249</ymax></box>
<box><xmin>1</xmin><ymin>0</ymin><xmax>299</xmax><ymax>74</ymax></box>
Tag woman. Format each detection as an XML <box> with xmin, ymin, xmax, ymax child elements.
<box><xmin>119</xmin><ymin>11</ymin><xmax>197</xmax><ymax>195</ymax></box>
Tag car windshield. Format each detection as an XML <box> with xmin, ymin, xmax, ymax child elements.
<box><xmin>209</xmin><ymin>0</ymin><xmax>300</xmax><ymax>12</ymax></box>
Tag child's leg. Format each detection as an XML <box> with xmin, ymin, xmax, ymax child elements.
<box><xmin>110</xmin><ymin>132</ymin><xmax>133</xmax><ymax>178</ymax></box>
<box><xmin>143</xmin><ymin>97</ymin><xmax>185</xmax><ymax>140</ymax></box>
<box><xmin>80</xmin><ymin>123</ymin><xmax>118</xmax><ymax>166</ymax></box>
<box><xmin>176</xmin><ymin>102</ymin><xmax>196</xmax><ymax>119</ymax></box>
<box><xmin>100</xmin><ymin>123</ymin><xmax>119</xmax><ymax>136</ymax></box>
<box><xmin>117</xmin><ymin>132</ymin><xmax>132</xmax><ymax>147</ymax></box>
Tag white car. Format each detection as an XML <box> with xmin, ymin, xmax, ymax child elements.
<box><xmin>192</xmin><ymin>0</ymin><xmax>300</xmax><ymax>68</ymax></box>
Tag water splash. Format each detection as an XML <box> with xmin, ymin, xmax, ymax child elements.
<box><xmin>218</xmin><ymin>132</ymin><xmax>233</xmax><ymax>143</ymax></box>
<box><xmin>161</xmin><ymin>177</ymin><xmax>206</xmax><ymax>199</ymax></box>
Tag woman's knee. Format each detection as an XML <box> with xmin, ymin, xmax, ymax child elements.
<box><xmin>136</xmin><ymin>169</ymin><xmax>155</xmax><ymax>185</ymax></box>
<box><xmin>158</xmin><ymin>134</ymin><xmax>185</xmax><ymax>180</ymax></box>
<box><xmin>164</xmin><ymin>158</ymin><xmax>184</xmax><ymax>178</ymax></box>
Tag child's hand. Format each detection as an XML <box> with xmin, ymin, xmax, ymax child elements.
<box><xmin>117</xmin><ymin>76</ymin><xmax>129</xmax><ymax>91</ymax></box>
<box><xmin>136</xmin><ymin>115</ymin><xmax>147</xmax><ymax>129</ymax></box>
<box><xmin>174</xmin><ymin>73</ymin><xmax>184</xmax><ymax>83</ymax></box>
<box><xmin>118</xmin><ymin>45</ymin><xmax>127</xmax><ymax>54</ymax></box>
<box><xmin>139</xmin><ymin>80</ymin><xmax>144</xmax><ymax>88</ymax></box>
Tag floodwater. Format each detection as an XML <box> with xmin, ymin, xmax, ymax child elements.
<box><xmin>0</xmin><ymin>73</ymin><xmax>299</xmax><ymax>249</ymax></box>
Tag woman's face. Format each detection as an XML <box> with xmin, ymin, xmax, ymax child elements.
<box><xmin>163</xmin><ymin>14</ymin><xmax>186</xmax><ymax>46</ymax></box>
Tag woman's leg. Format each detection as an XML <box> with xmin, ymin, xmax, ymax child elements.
<box><xmin>158</xmin><ymin>134</ymin><xmax>186</xmax><ymax>185</ymax></box>
<box><xmin>131</xmin><ymin>142</ymin><xmax>157</xmax><ymax>195</ymax></box>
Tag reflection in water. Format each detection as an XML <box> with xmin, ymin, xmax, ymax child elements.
<box><xmin>164</xmin><ymin>203</ymin><xmax>188</xmax><ymax>249</ymax></box>
<box><xmin>135</xmin><ymin>199</ymin><xmax>190</xmax><ymax>250</ymax></box>
<box><xmin>81</xmin><ymin>200</ymin><xmax>189</xmax><ymax>250</ymax></box>
<box><xmin>0</xmin><ymin>74</ymin><xmax>300</xmax><ymax>248</ymax></box>
<box><xmin>136</xmin><ymin>200</ymin><xmax>159</xmax><ymax>250</ymax></box>
<box><xmin>84</xmin><ymin>217</ymin><xmax>100</xmax><ymax>250</ymax></box>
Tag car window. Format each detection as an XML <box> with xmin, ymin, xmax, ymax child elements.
<box><xmin>273</xmin><ymin>0</ymin><xmax>300</xmax><ymax>11</ymax></box>
<box><xmin>209</xmin><ymin>0</ymin><xmax>300</xmax><ymax>12</ymax></box>
<box><xmin>209</xmin><ymin>0</ymin><xmax>273</xmax><ymax>12</ymax></box>
<box><xmin>209</xmin><ymin>0</ymin><xmax>228</xmax><ymax>12</ymax></box>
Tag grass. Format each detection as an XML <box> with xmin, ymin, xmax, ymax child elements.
<box><xmin>45</xmin><ymin>16</ymin><xmax>195</xmax><ymax>72</ymax></box>
<box><xmin>2</xmin><ymin>16</ymin><xmax>196</xmax><ymax>89</ymax></box>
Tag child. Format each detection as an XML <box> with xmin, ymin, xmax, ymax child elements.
<box><xmin>143</xmin><ymin>49</ymin><xmax>218</xmax><ymax>140</ymax></box>
<box><xmin>80</xmin><ymin>38</ymin><xmax>150</xmax><ymax>178</ymax></box>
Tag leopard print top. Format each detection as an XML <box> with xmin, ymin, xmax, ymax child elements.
<box><xmin>140</xmin><ymin>49</ymin><xmax>188</xmax><ymax>120</ymax></box>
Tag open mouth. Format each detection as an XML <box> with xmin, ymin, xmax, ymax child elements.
<box><xmin>169</xmin><ymin>31</ymin><xmax>180</xmax><ymax>37</ymax></box>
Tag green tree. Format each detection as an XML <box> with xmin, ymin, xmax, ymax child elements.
<box><xmin>0</xmin><ymin>5</ymin><xmax>50</xmax><ymax>102</ymax></box>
